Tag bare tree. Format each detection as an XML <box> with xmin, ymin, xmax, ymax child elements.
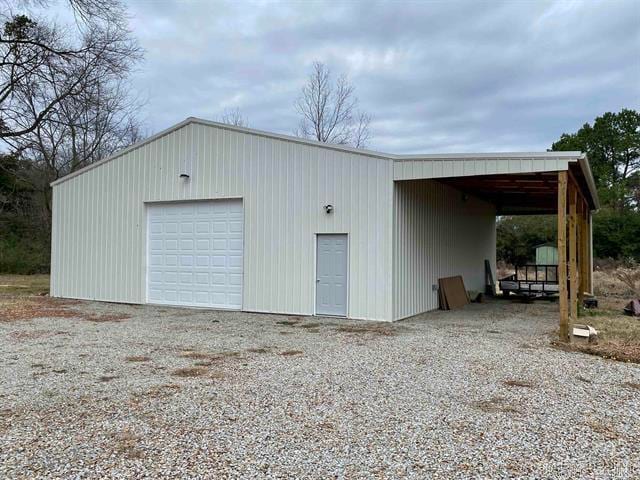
<box><xmin>0</xmin><ymin>0</ymin><xmax>138</xmax><ymax>139</ymax></box>
<box><xmin>0</xmin><ymin>0</ymin><xmax>143</xmax><ymax>224</ymax></box>
<box><xmin>220</xmin><ymin>107</ymin><xmax>247</xmax><ymax>127</ymax></box>
<box><xmin>295</xmin><ymin>61</ymin><xmax>372</xmax><ymax>148</ymax></box>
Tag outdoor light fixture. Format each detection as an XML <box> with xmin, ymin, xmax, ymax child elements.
<box><xmin>324</xmin><ymin>204</ymin><xmax>334</xmax><ymax>214</ymax></box>
<box><xmin>180</xmin><ymin>156</ymin><xmax>192</xmax><ymax>179</ymax></box>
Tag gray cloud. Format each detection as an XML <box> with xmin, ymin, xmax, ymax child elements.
<box><xmin>126</xmin><ymin>0</ymin><xmax>640</xmax><ymax>153</ymax></box>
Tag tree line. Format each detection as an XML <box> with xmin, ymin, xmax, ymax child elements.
<box><xmin>1</xmin><ymin>1</ymin><xmax>637</xmax><ymax>273</ymax></box>
<box><xmin>497</xmin><ymin>109</ymin><xmax>640</xmax><ymax>266</ymax></box>
<box><xmin>0</xmin><ymin>0</ymin><xmax>371</xmax><ymax>273</ymax></box>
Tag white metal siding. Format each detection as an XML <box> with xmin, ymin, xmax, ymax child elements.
<box><xmin>51</xmin><ymin>122</ymin><xmax>394</xmax><ymax>321</ymax></box>
<box><xmin>392</xmin><ymin>179</ymin><xmax>496</xmax><ymax>320</ymax></box>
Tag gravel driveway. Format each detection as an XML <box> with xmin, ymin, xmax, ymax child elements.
<box><xmin>1</xmin><ymin>298</ymin><xmax>639</xmax><ymax>479</ymax></box>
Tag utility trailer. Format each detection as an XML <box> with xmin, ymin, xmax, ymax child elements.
<box><xmin>499</xmin><ymin>264</ymin><xmax>559</xmax><ymax>297</ymax></box>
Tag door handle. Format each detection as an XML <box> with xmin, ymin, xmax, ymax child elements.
<box><xmin>316</xmin><ymin>279</ymin><xmax>320</xmax><ymax>282</ymax></box>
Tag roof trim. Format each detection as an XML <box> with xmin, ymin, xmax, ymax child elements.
<box><xmin>394</xmin><ymin>151</ymin><xmax>584</xmax><ymax>160</ymax></box>
<box><xmin>189</xmin><ymin>117</ymin><xmax>394</xmax><ymax>159</ymax></box>
<box><xmin>50</xmin><ymin>118</ymin><xmax>194</xmax><ymax>187</ymax></box>
<box><xmin>50</xmin><ymin>117</ymin><xmax>395</xmax><ymax>187</ymax></box>
<box><xmin>578</xmin><ymin>154</ymin><xmax>600</xmax><ymax>210</ymax></box>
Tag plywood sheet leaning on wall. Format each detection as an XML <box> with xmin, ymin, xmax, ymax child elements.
<box><xmin>438</xmin><ymin>276</ymin><xmax>470</xmax><ymax>310</ymax></box>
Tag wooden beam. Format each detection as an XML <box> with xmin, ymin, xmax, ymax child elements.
<box><xmin>585</xmin><ymin>203</ymin><xmax>593</xmax><ymax>295</ymax></box>
<box><xmin>569</xmin><ymin>179</ymin><xmax>579</xmax><ymax>327</ymax></box>
<box><xmin>578</xmin><ymin>199</ymin><xmax>585</xmax><ymax>305</ymax></box>
<box><xmin>580</xmin><ymin>198</ymin><xmax>589</xmax><ymax>298</ymax></box>
<box><xmin>558</xmin><ymin>171</ymin><xmax>569</xmax><ymax>341</ymax></box>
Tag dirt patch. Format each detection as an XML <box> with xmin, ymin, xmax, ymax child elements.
<box><xmin>276</xmin><ymin>319</ymin><xmax>301</xmax><ymax>326</ymax></box>
<box><xmin>503</xmin><ymin>379</ymin><xmax>535</xmax><ymax>388</ymax></box>
<box><xmin>0</xmin><ymin>296</ymin><xmax>131</xmax><ymax>323</ymax></box>
<box><xmin>585</xmin><ymin>418</ymin><xmax>620</xmax><ymax>440</ymax></box>
<box><xmin>334</xmin><ymin>324</ymin><xmax>398</xmax><ymax>337</ymax></box>
<box><xmin>623</xmin><ymin>381</ymin><xmax>640</xmax><ymax>391</ymax></box>
<box><xmin>133</xmin><ymin>384</ymin><xmax>181</xmax><ymax>401</ymax></box>
<box><xmin>8</xmin><ymin>329</ymin><xmax>54</xmax><ymax>340</ymax></box>
<box><xmin>178</xmin><ymin>350</ymin><xmax>242</xmax><ymax>363</ymax></box>
<box><xmin>280</xmin><ymin>350</ymin><xmax>303</xmax><ymax>356</ymax></box>
<box><xmin>552</xmin><ymin>340</ymin><xmax>640</xmax><ymax>364</ymax></box>
<box><xmin>125</xmin><ymin>356</ymin><xmax>151</xmax><ymax>362</ymax></box>
<box><xmin>82</xmin><ymin>313</ymin><xmax>131</xmax><ymax>322</ymax></box>
<box><xmin>473</xmin><ymin>397</ymin><xmax>521</xmax><ymax>414</ymax></box>
<box><xmin>0</xmin><ymin>297</ymin><xmax>80</xmax><ymax>322</ymax></box>
<box><xmin>98</xmin><ymin>375</ymin><xmax>119</xmax><ymax>382</ymax></box>
<box><xmin>114</xmin><ymin>428</ymin><xmax>144</xmax><ymax>459</ymax></box>
<box><xmin>296</xmin><ymin>323</ymin><xmax>321</xmax><ymax>329</ymax></box>
<box><xmin>179</xmin><ymin>351</ymin><xmax>212</xmax><ymax>360</ymax></box>
<box><xmin>209</xmin><ymin>371</ymin><xmax>226</xmax><ymax>380</ymax></box>
<box><xmin>171</xmin><ymin>367</ymin><xmax>208</xmax><ymax>378</ymax></box>
<box><xmin>0</xmin><ymin>274</ymin><xmax>50</xmax><ymax>297</ymax></box>
<box><xmin>246</xmin><ymin>347</ymin><xmax>271</xmax><ymax>354</ymax></box>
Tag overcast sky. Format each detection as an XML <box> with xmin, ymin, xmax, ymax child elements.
<box><xmin>121</xmin><ymin>0</ymin><xmax>640</xmax><ymax>153</ymax></box>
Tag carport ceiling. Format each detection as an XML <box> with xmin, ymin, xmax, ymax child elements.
<box><xmin>438</xmin><ymin>172</ymin><xmax>560</xmax><ymax>215</ymax></box>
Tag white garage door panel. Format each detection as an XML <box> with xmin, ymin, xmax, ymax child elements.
<box><xmin>147</xmin><ymin>199</ymin><xmax>243</xmax><ymax>309</ymax></box>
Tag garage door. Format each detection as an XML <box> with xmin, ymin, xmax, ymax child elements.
<box><xmin>147</xmin><ymin>199</ymin><xmax>243</xmax><ymax>309</ymax></box>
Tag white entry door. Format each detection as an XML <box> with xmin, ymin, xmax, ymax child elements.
<box><xmin>316</xmin><ymin>234</ymin><xmax>348</xmax><ymax>316</ymax></box>
<box><xmin>147</xmin><ymin>199</ymin><xmax>243</xmax><ymax>309</ymax></box>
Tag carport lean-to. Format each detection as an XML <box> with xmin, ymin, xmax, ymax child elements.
<box><xmin>394</xmin><ymin>151</ymin><xmax>599</xmax><ymax>341</ymax></box>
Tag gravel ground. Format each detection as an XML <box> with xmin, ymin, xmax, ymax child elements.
<box><xmin>1</xmin><ymin>298</ymin><xmax>639</xmax><ymax>479</ymax></box>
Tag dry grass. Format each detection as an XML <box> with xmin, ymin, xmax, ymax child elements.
<box><xmin>0</xmin><ymin>274</ymin><xmax>50</xmax><ymax>297</ymax></box>
<box><xmin>0</xmin><ymin>296</ymin><xmax>130</xmax><ymax>323</ymax></box>
<box><xmin>0</xmin><ymin>297</ymin><xmax>81</xmax><ymax>322</ymax></box>
<box><xmin>0</xmin><ymin>275</ymin><xmax>133</xmax><ymax>323</ymax></box>
<box><xmin>82</xmin><ymin>313</ymin><xmax>131</xmax><ymax>323</ymax></box>
<box><xmin>246</xmin><ymin>347</ymin><xmax>271</xmax><ymax>354</ymax></box>
<box><xmin>503</xmin><ymin>379</ymin><xmax>535</xmax><ymax>388</ymax></box>
<box><xmin>133</xmin><ymin>384</ymin><xmax>181</xmax><ymax>401</ymax></box>
<box><xmin>171</xmin><ymin>367</ymin><xmax>208</xmax><ymax>378</ymax></box>
<box><xmin>114</xmin><ymin>428</ymin><xmax>144</xmax><ymax>459</ymax></box>
<box><xmin>8</xmin><ymin>329</ymin><xmax>53</xmax><ymax>340</ymax></box>
<box><xmin>558</xmin><ymin>265</ymin><xmax>640</xmax><ymax>364</ymax></box>
<box><xmin>179</xmin><ymin>351</ymin><xmax>212</xmax><ymax>360</ymax></box>
<box><xmin>125</xmin><ymin>356</ymin><xmax>151</xmax><ymax>362</ymax></box>
<box><xmin>334</xmin><ymin>324</ymin><xmax>398</xmax><ymax>337</ymax></box>
<box><xmin>585</xmin><ymin>418</ymin><xmax>620</xmax><ymax>440</ymax></box>
<box><xmin>296</xmin><ymin>323</ymin><xmax>321</xmax><ymax>329</ymax></box>
<box><xmin>279</xmin><ymin>350</ymin><xmax>303</xmax><ymax>356</ymax></box>
<box><xmin>275</xmin><ymin>319</ymin><xmax>300</xmax><ymax>326</ymax></box>
<box><xmin>593</xmin><ymin>265</ymin><xmax>640</xmax><ymax>298</ymax></box>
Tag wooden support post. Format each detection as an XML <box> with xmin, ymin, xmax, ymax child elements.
<box><xmin>558</xmin><ymin>171</ymin><xmax>569</xmax><ymax>341</ymax></box>
<box><xmin>577</xmin><ymin>200</ymin><xmax>585</xmax><ymax>305</ymax></box>
<box><xmin>569</xmin><ymin>180</ymin><xmax>578</xmax><ymax>326</ymax></box>
<box><xmin>587</xmin><ymin>211</ymin><xmax>593</xmax><ymax>293</ymax></box>
<box><xmin>580</xmin><ymin>199</ymin><xmax>589</xmax><ymax>298</ymax></box>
